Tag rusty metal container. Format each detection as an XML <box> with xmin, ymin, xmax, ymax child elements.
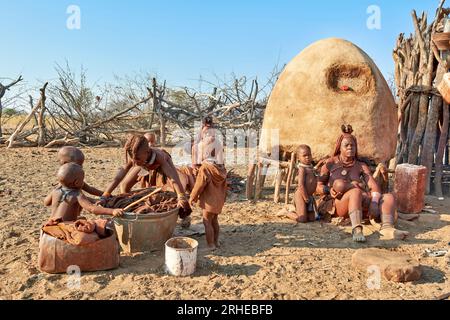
<box><xmin>113</xmin><ymin>207</ymin><xmax>179</xmax><ymax>253</ymax></box>
<box><xmin>394</xmin><ymin>164</ymin><xmax>427</xmax><ymax>214</ymax></box>
<box><xmin>38</xmin><ymin>230</ymin><xmax>120</xmax><ymax>274</ymax></box>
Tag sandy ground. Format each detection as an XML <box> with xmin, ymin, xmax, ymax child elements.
<box><xmin>0</xmin><ymin>147</ymin><xmax>450</xmax><ymax>300</ymax></box>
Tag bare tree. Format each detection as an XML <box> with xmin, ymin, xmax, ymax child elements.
<box><xmin>0</xmin><ymin>75</ymin><xmax>24</xmax><ymax>138</ymax></box>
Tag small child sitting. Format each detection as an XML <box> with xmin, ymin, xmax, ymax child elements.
<box><xmin>44</xmin><ymin>163</ymin><xmax>124</xmax><ymax>222</ymax></box>
<box><xmin>287</xmin><ymin>145</ymin><xmax>318</xmax><ymax>223</ymax></box>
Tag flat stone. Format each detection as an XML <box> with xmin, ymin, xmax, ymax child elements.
<box><xmin>352</xmin><ymin>248</ymin><xmax>422</xmax><ymax>282</ymax></box>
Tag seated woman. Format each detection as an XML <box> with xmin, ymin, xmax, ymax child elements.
<box><xmin>102</xmin><ymin>134</ymin><xmax>191</xmax><ymax>227</ymax></box>
<box><xmin>316</xmin><ymin>125</ymin><xmax>409</xmax><ymax>242</ymax></box>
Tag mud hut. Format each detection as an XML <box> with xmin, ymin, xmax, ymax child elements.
<box><xmin>248</xmin><ymin>38</ymin><xmax>397</xmax><ymax>201</ymax></box>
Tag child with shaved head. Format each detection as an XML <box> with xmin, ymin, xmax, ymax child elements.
<box><xmin>287</xmin><ymin>145</ymin><xmax>318</xmax><ymax>223</ymax></box>
<box><xmin>56</xmin><ymin>146</ymin><xmax>103</xmax><ymax>197</ymax></box>
<box><xmin>44</xmin><ymin>163</ymin><xmax>123</xmax><ymax>222</ymax></box>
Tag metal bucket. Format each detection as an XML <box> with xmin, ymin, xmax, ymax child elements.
<box><xmin>113</xmin><ymin>207</ymin><xmax>179</xmax><ymax>253</ymax></box>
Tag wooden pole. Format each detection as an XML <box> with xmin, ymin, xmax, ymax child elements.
<box><xmin>273</xmin><ymin>169</ymin><xmax>284</xmax><ymax>203</ymax></box>
<box><xmin>421</xmin><ymin>95</ymin><xmax>442</xmax><ymax>193</ymax></box>
<box><xmin>435</xmin><ymin>102</ymin><xmax>449</xmax><ymax>198</ymax></box>
<box><xmin>285</xmin><ymin>153</ymin><xmax>295</xmax><ymax>205</ymax></box>
<box><xmin>246</xmin><ymin>163</ymin><xmax>256</xmax><ymax>200</ymax></box>
<box><xmin>255</xmin><ymin>161</ymin><xmax>264</xmax><ymax>199</ymax></box>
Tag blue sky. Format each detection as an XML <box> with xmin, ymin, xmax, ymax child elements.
<box><xmin>0</xmin><ymin>0</ymin><xmax>440</xmax><ymax>89</ymax></box>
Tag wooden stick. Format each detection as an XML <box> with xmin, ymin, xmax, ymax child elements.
<box><xmin>435</xmin><ymin>102</ymin><xmax>449</xmax><ymax>198</ymax></box>
<box><xmin>7</xmin><ymin>83</ymin><xmax>48</xmax><ymax>148</ymax></box>
<box><xmin>260</xmin><ymin>163</ymin><xmax>269</xmax><ymax>190</ymax></box>
<box><xmin>421</xmin><ymin>95</ymin><xmax>442</xmax><ymax>193</ymax></box>
<box><xmin>123</xmin><ymin>187</ymin><xmax>163</xmax><ymax>212</ymax></box>
<box><xmin>246</xmin><ymin>163</ymin><xmax>256</xmax><ymax>200</ymax></box>
<box><xmin>436</xmin><ymin>292</ymin><xmax>450</xmax><ymax>300</ymax></box>
<box><xmin>285</xmin><ymin>153</ymin><xmax>296</xmax><ymax>205</ymax></box>
<box><xmin>259</xmin><ymin>156</ymin><xmax>290</xmax><ymax>168</ymax></box>
<box><xmin>255</xmin><ymin>161</ymin><xmax>264</xmax><ymax>199</ymax></box>
<box><xmin>274</xmin><ymin>169</ymin><xmax>284</xmax><ymax>203</ymax></box>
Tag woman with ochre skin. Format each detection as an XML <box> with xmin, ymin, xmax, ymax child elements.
<box><xmin>102</xmin><ymin>134</ymin><xmax>191</xmax><ymax>227</ymax></box>
<box><xmin>316</xmin><ymin>125</ymin><xmax>409</xmax><ymax>242</ymax></box>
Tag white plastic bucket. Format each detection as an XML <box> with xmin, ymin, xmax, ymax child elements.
<box><xmin>165</xmin><ymin>237</ymin><xmax>198</xmax><ymax>276</ymax></box>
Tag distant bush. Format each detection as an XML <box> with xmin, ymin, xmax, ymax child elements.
<box><xmin>2</xmin><ymin>108</ymin><xmax>24</xmax><ymax>116</ymax></box>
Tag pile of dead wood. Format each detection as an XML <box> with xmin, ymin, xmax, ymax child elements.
<box><xmin>1</xmin><ymin>65</ymin><xmax>280</xmax><ymax>149</ymax></box>
<box><xmin>394</xmin><ymin>0</ymin><xmax>450</xmax><ymax>197</ymax></box>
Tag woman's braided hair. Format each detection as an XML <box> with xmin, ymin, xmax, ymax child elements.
<box><xmin>333</xmin><ymin>124</ymin><xmax>358</xmax><ymax>158</ymax></box>
<box><xmin>124</xmin><ymin>134</ymin><xmax>148</xmax><ymax>163</ymax></box>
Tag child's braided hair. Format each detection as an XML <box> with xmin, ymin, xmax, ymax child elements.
<box><xmin>124</xmin><ymin>134</ymin><xmax>148</xmax><ymax>163</ymax></box>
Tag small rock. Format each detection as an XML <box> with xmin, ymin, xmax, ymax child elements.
<box><xmin>352</xmin><ymin>248</ymin><xmax>422</xmax><ymax>282</ymax></box>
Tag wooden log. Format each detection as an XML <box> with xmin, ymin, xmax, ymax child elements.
<box><xmin>246</xmin><ymin>163</ymin><xmax>256</xmax><ymax>200</ymax></box>
<box><xmin>260</xmin><ymin>163</ymin><xmax>269</xmax><ymax>189</ymax></box>
<box><xmin>37</xmin><ymin>88</ymin><xmax>47</xmax><ymax>147</ymax></box>
<box><xmin>404</xmin><ymin>94</ymin><xmax>420</xmax><ymax>163</ymax></box>
<box><xmin>285</xmin><ymin>153</ymin><xmax>295</xmax><ymax>205</ymax></box>
<box><xmin>408</xmin><ymin>8</ymin><xmax>443</xmax><ymax>164</ymax></box>
<box><xmin>435</xmin><ymin>102</ymin><xmax>449</xmax><ymax>198</ymax></box>
<box><xmin>273</xmin><ymin>169</ymin><xmax>284</xmax><ymax>203</ymax></box>
<box><xmin>259</xmin><ymin>156</ymin><xmax>290</xmax><ymax>168</ymax></box>
<box><xmin>44</xmin><ymin>136</ymin><xmax>80</xmax><ymax>148</ymax></box>
<box><xmin>396</xmin><ymin>101</ymin><xmax>411</xmax><ymax>165</ymax></box>
<box><xmin>421</xmin><ymin>95</ymin><xmax>442</xmax><ymax>193</ymax></box>
<box><xmin>255</xmin><ymin>161</ymin><xmax>264</xmax><ymax>199</ymax></box>
<box><xmin>408</xmin><ymin>93</ymin><xmax>428</xmax><ymax>165</ymax></box>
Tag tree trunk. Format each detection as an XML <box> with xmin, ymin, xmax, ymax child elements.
<box><xmin>435</xmin><ymin>102</ymin><xmax>449</xmax><ymax>198</ymax></box>
<box><xmin>420</xmin><ymin>95</ymin><xmax>441</xmax><ymax>193</ymax></box>
<box><xmin>408</xmin><ymin>93</ymin><xmax>430</xmax><ymax>164</ymax></box>
<box><xmin>405</xmin><ymin>94</ymin><xmax>420</xmax><ymax>162</ymax></box>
